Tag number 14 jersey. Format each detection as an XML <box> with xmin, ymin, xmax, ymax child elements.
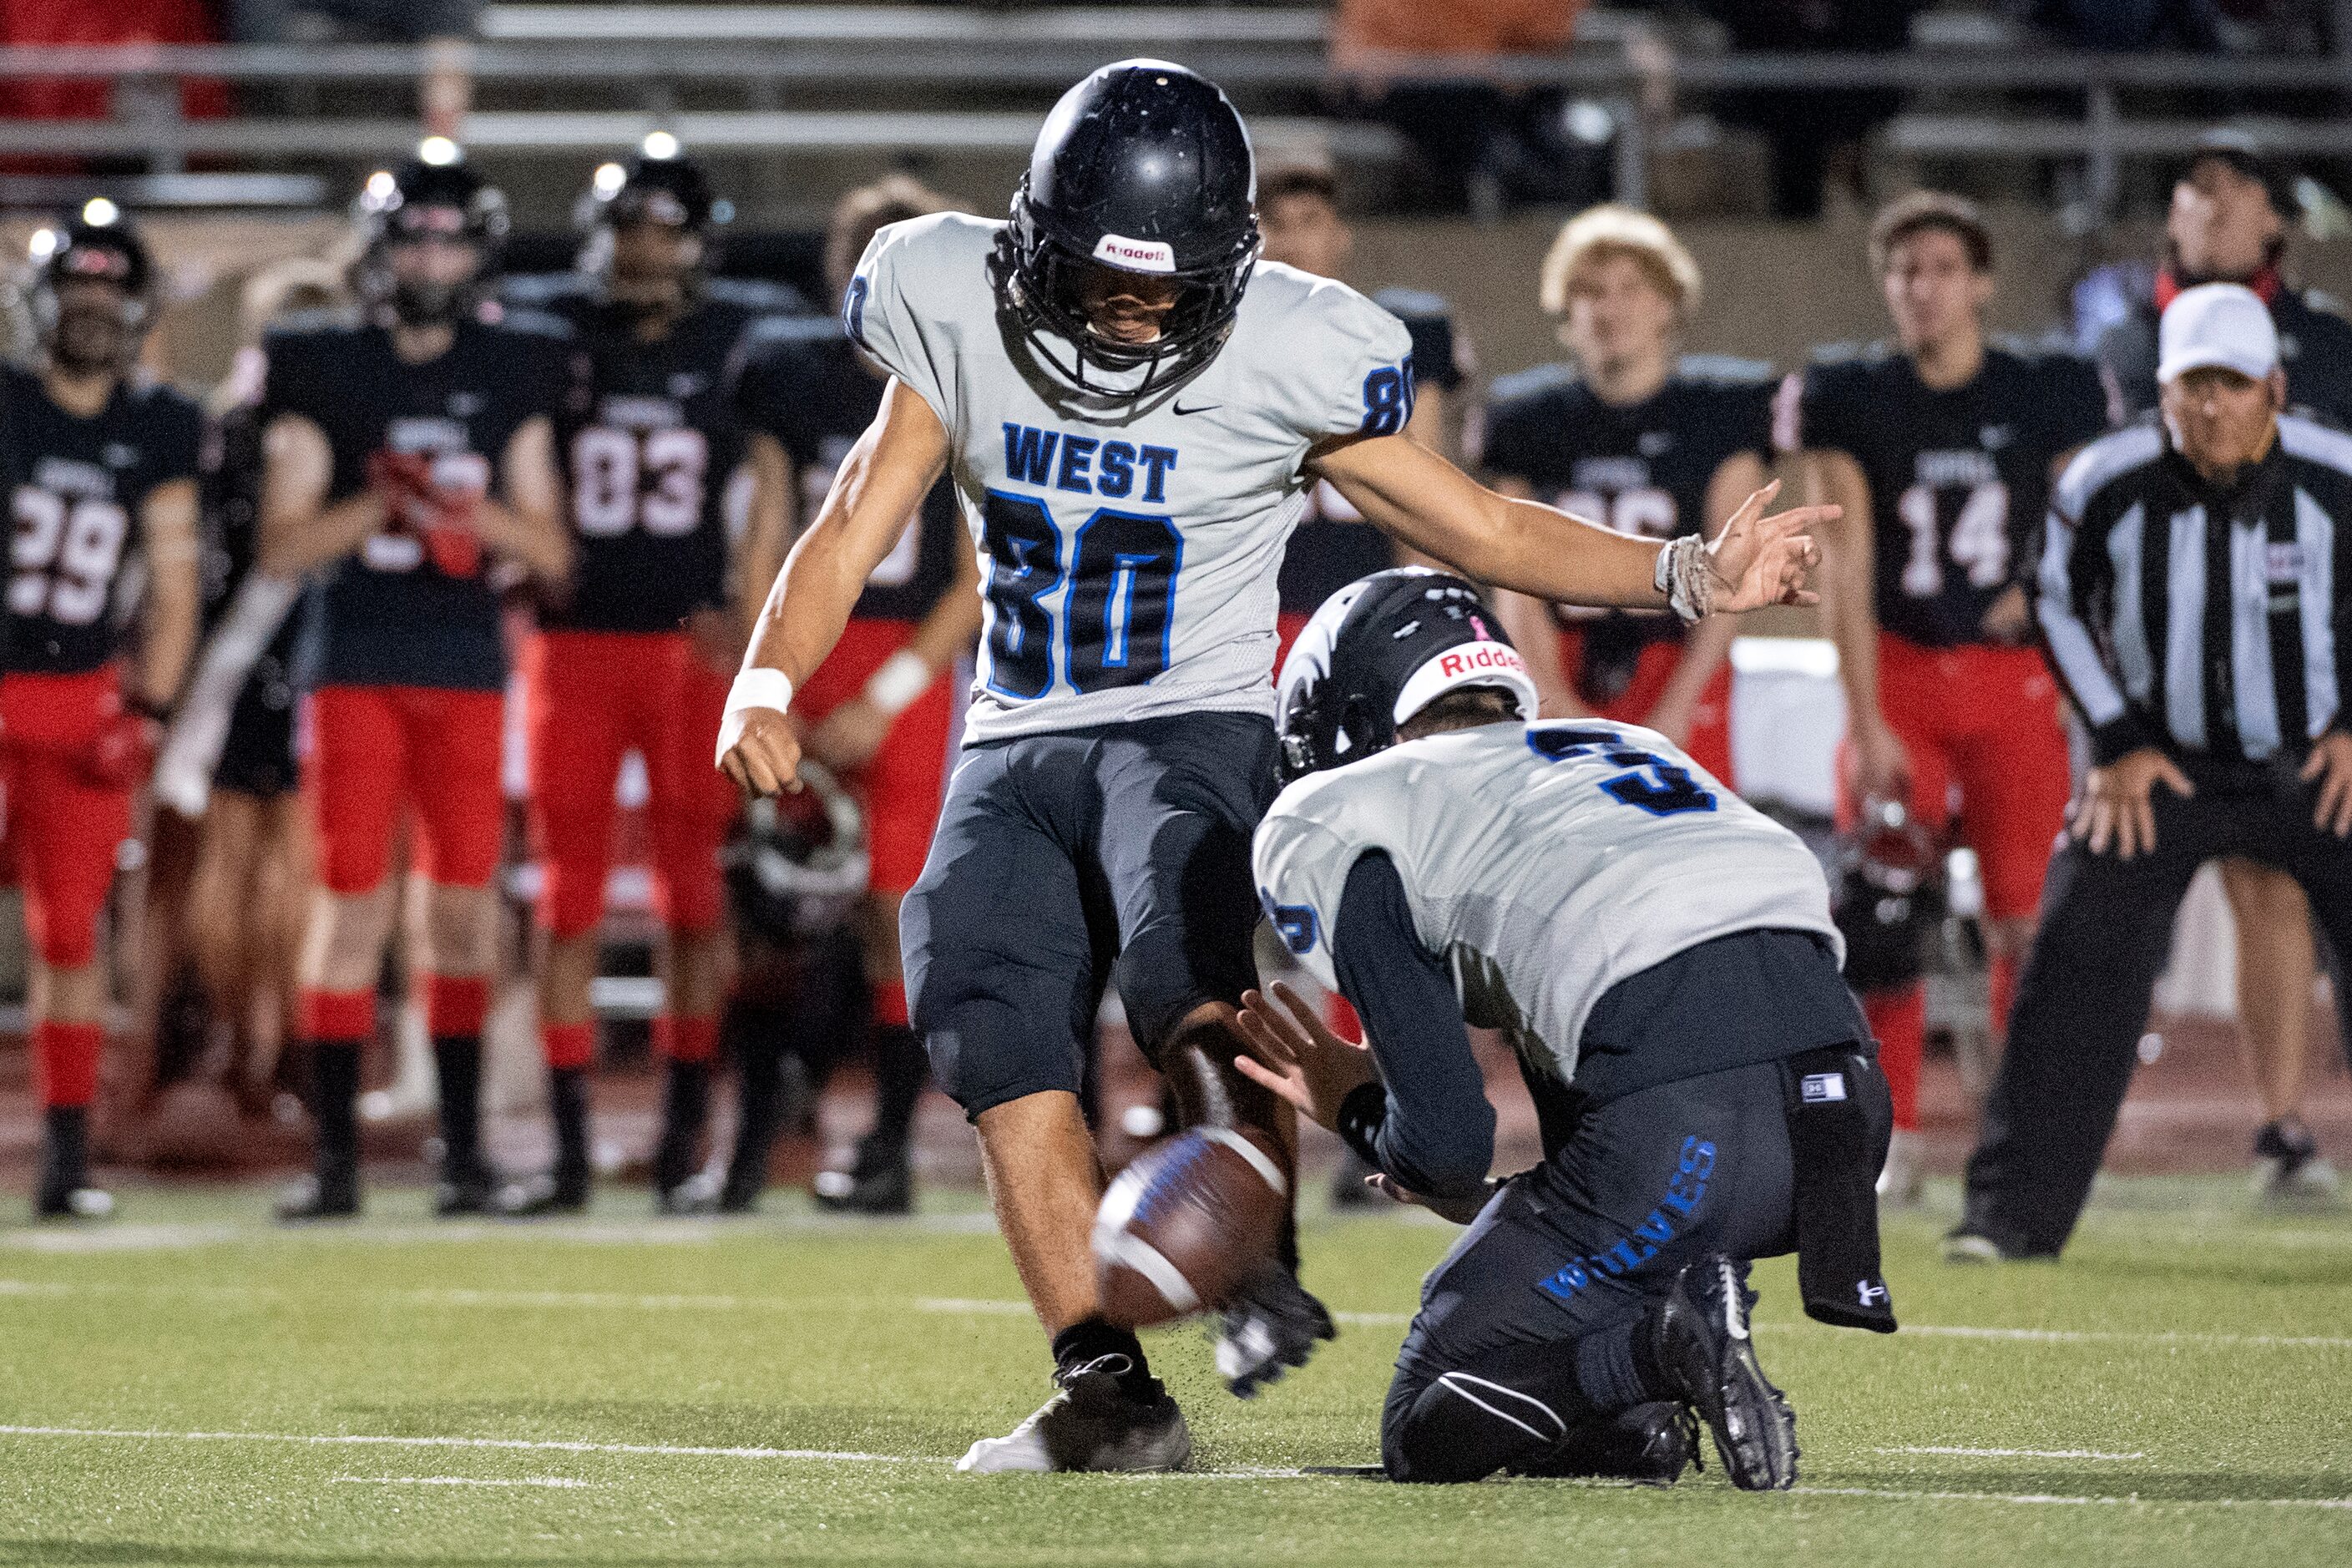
<box><xmin>1777</xmin><ymin>341</ymin><xmax>2112</xmax><ymax>648</ymax></box>
<box><xmin>848</xmin><ymin>211</ymin><xmax>1413</xmax><ymax>743</ymax></box>
<box><xmin>2</xmin><ymin>365</ymin><xmax>202</xmax><ymax>675</ymax></box>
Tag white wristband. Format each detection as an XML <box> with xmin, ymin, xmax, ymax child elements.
<box><xmin>716</xmin><ymin>666</ymin><xmax>794</xmax><ymax>768</ymax></box>
<box><xmin>862</xmin><ymin>649</ymin><xmax>934</xmax><ymax>718</ymax></box>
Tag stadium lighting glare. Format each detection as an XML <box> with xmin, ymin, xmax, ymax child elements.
<box><xmin>364</xmin><ymin>169</ymin><xmax>395</xmax><ymax>201</ymax></box>
<box><xmin>593</xmin><ymin>162</ymin><xmax>626</xmax><ymax>196</ymax></box>
<box><xmin>641</xmin><ymin>130</ymin><xmax>681</xmax><ymax>161</ymax></box>
<box><xmin>28</xmin><ymin>227</ymin><xmax>58</xmax><ymax>259</ymax></box>
<box><xmin>81</xmin><ymin>197</ymin><xmax>120</xmax><ymax>227</ymax></box>
<box><xmin>417</xmin><ymin>136</ymin><xmax>462</xmax><ymax>167</ymax></box>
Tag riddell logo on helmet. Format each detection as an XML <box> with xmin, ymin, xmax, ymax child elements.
<box><xmin>1091</xmin><ymin>234</ymin><xmax>1176</xmax><ymax>273</ymax></box>
<box><xmin>1436</xmin><ymin>645</ymin><xmax>1528</xmax><ymax>681</ymax></box>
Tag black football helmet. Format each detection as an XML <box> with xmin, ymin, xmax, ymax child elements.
<box><xmin>1833</xmin><ymin>797</ymin><xmax>1948</xmax><ymax>993</ymax></box>
<box><xmin>28</xmin><ymin>207</ymin><xmax>154</xmax><ymax>372</ymax></box>
<box><xmin>353</xmin><ymin>154</ymin><xmax>508</xmax><ymax>328</ymax></box>
<box><xmin>990</xmin><ymin>59</ymin><xmax>1258</xmax><ymax>399</ymax></box>
<box><xmin>576</xmin><ymin>149</ymin><xmax>722</xmax><ymax>321</ymax></box>
<box><xmin>1276</xmin><ymin>569</ymin><xmax>1539</xmax><ymax>783</ymax></box>
<box><xmin>721</xmin><ymin>761</ymin><xmax>871</xmax><ymax>943</ymax></box>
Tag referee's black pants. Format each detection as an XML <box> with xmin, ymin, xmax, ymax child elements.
<box><xmin>1961</xmin><ymin>757</ymin><xmax>2352</xmax><ymax>1257</ymax></box>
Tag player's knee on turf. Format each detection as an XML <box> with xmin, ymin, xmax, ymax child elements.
<box><xmin>1381</xmin><ymin>1368</ymin><xmax>1566</xmax><ymax>1485</ymax></box>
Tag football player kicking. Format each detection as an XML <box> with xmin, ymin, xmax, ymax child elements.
<box><xmin>1485</xmin><ymin>205</ymin><xmax>1774</xmax><ymax>787</ymax></box>
<box><xmin>1239</xmin><ymin>569</ymin><xmax>1896</xmax><ymax>1488</ymax></box>
<box><xmin>497</xmin><ymin>148</ymin><xmax>799</xmax><ymax>1215</ymax></box>
<box><xmin>1779</xmin><ymin>192</ymin><xmax>2113</xmax><ymax>1201</ymax></box>
<box><xmin>2</xmin><ymin>208</ymin><xmax>202</xmax><ymax>1217</ymax></box>
<box><xmin>718</xmin><ymin>61</ymin><xmax>1823</xmax><ymax>1474</ymax></box>
<box><xmin>260</xmin><ymin>154</ymin><xmax>571</xmax><ymax>1220</ymax></box>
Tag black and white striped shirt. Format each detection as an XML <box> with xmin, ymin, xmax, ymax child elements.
<box><xmin>2039</xmin><ymin>412</ymin><xmax>2352</xmax><ymax>766</ymax></box>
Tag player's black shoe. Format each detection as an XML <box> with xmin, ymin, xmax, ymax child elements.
<box><xmin>1650</xmin><ymin>1255</ymin><xmax>1798</xmax><ymax>1490</ymax></box>
<box><xmin>433</xmin><ymin>1158</ymin><xmax>499</xmax><ymax>1217</ymax></box>
<box><xmin>955</xmin><ymin>1354</ymin><xmax>1191</xmax><ymax>1473</ymax></box>
<box><xmin>1214</xmin><ymin>1259</ymin><xmax>1338</xmax><ymax>1398</ymax></box>
<box><xmin>812</xmin><ymin>1136</ymin><xmax>913</xmax><ymax>1216</ymax></box>
<box><xmin>495</xmin><ymin>1165</ymin><xmax>589</xmax><ymax>1217</ymax></box>
<box><xmin>1517</xmin><ymin>1402</ymin><xmax>1701</xmax><ymax>1485</ymax></box>
<box><xmin>275</xmin><ymin>1168</ymin><xmax>360</xmax><ymax>1223</ymax></box>
<box><xmin>33</xmin><ymin>1109</ymin><xmax>114</xmax><ymax>1221</ymax></box>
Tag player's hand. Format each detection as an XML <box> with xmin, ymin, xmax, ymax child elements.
<box><xmin>1233</xmin><ymin>981</ymin><xmax>1377</xmax><ymax>1135</ymax></box>
<box><xmin>83</xmin><ymin>709</ymin><xmax>161</xmax><ymax>788</ymax></box>
<box><xmin>1978</xmin><ymin>584</ymin><xmax>2034</xmax><ymax>646</ymax></box>
<box><xmin>1849</xmin><ymin>715</ymin><xmax>1912</xmax><ymax>804</ymax></box>
<box><xmin>1363</xmin><ymin>1171</ymin><xmax>1494</xmax><ymax>1226</ymax></box>
<box><xmin>717</xmin><ymin>705</ymin><xmax>804</xmax><ymax>798</ymax></box>
<box><xmin>2301</xmin><ymin>731</ymin><xmax>2352</xmax><ymax>837</ymax></box>
<box><xmin>2075</xmin><ymin>746</ymin><xmax>2194</xmax><ymax>859</ymax></box>
<box><xmin>1704</xmin><ymin>479</ymin><xmax>1830</xmax><ymax>613</ymax></box>
<box><xmin>805</xmin><ymin>695</ymin><xmax>893</xmax><ymax>773</ymax></box>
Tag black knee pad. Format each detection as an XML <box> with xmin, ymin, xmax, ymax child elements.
<box><xmin>1380</xmin><ymin>1368</ymin><xmax>1573</xmax><ymax>1485</ymax></box>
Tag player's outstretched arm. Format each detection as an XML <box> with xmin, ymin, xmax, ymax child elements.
<box><xmin>1312</xmin><ymin>432</ymin><xmax>1828</xmax><ymax>615</ymax></box>
<box><xmin>256</xmin><ymin>412</ymin><xmax>388</xmax><ymax>577</ymax></box>
<box><xmin>135</xmin><ymin>478</ymin><xmax>202</xmax><ymax>715</ymax></box>
<box><xmin>719</xmin><ymin>377</ymin><xmax>951</xmax><ymax>797</ymax></box>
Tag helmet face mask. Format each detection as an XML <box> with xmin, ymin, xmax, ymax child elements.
<box><xmin>578</xmin><ymin>152</ymin><xmax>720</xmax><ymax>322</ymax></box>
<box><xmin>31</xmin><ymin>219</ymin><xmax>152</xmax><ymax>375</ymax></box>
<box><xmin>991</xmin><ymin>60</ymin><xmax>1259</xmax><ymax>402</ymax></box>
<box><xmin>355</xmin><ymin>158</ymin><xmax>508</xmax><ymax>330</ymax></box>
<box><xmin>1276</xmin><ymin>569</ymin><xmax>1538</xmax><ymax>784</ymax></box>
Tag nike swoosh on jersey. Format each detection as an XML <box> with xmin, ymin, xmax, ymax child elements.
<box><xmin>1173</xmin><ymin>401</ymin><xmax>1222</xmax><ymax>415</ymax></box>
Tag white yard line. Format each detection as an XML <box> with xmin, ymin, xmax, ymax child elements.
<box><xmin>1879</xmin><ymin>1446</ymin><xmax>2147</xmax><ymax>1461</ymax></box>
<box><xmin>331</xmin><ymin>1475</ymin><xmax>599</xmax><ymax>1489</ymax></box>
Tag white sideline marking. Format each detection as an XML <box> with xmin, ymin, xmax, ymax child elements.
<box><xmin>331</xmin><ymin>1475</ymin><xmax>598</xmax><ymax>1489</ymax></box>
<box><xmin>0</xmin><ymin>1209</ymin><xmax>1002</xmax><ymax>1254</ymax></box>
<box><xmin>0</xmin><ymin>1424</ymin><xmax>938</xmax><ymax>1464</ymax></box>
<box><xmin>1880</xmin><ymin>1446</ymin><xmax>2147</xmax><ymax>1461</ymax></box>
<box><xmin>1793</xmin><ymin>1486</ymin><xmax>2352</xmax><ymax>1512</ymax></box>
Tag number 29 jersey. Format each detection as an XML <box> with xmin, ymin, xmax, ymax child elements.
<box><xmin>847</xmin><ymin>211</ymin><xmax>1413</xmax><ymax>743</ymax></box>
<box><xmin>1252</xmin><ymin>719</ymin><xmax>1838</xmax><ymax>1086</ymax></box>
<box><xmin>1776</xmin><ymin>341</ymin><xmax>2112</xmax><ymax>648</ymax></box>
<box><xmin>2</xmin><ymin>365</ymin><xmax>202</xmax><ymax>675</ymax></box>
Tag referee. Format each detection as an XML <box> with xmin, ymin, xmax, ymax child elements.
<box><xmin>1951</xmin><ymin>282</ymin><xmax>2352</xmax><ymax>1262</ymax></box>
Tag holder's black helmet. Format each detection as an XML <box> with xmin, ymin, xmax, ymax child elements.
<box><xmin>29</xmin><ymin>208</ymin><xmax>154</xmax><ymax>353</ymax></box>
<box><xmin>991</xmin><ymin>59</ymin><xmax>1258</xmax><ymax>399</ymax></box>
<box><xmin>353</xmin><ymin>154</ymin><xmax>508</xmax><ymax>328</ymax></box>
<box><xmin>1276</xmin><ymin>569</ymin><xmax>1539</xmax><ymax>783</ymax></box>
<box><xmin>579</xmin><ymin>149</ymin><xmax>720</xmax><ymax>235</ymax></box>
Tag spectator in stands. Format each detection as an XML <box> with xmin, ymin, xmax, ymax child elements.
<box><xmin>1702</xmin><ymin>0</ymin><xmax>1924</xmax><ymax>220</ymax></box>
<box><xmin>1330</xmin><ymin>0</ymin><xmax>1587</xmax><ymax>215</ymax></box>
<box><xmin>2094</xmin><ymin>142</ymin><xmax>2352</xmax><ymax>1203</ymax></box>
<box><xmin>225</xmin><ymin>0</ymin><xmax>480</xmax><ymax>139</ymax></box>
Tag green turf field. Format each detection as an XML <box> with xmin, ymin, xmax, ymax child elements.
<box><xmin>0</xmin><ymin>1177</ymin><xmax>2344</xmax><ymax>1566</ymax></box>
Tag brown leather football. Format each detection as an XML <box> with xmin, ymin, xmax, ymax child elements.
<box><xmin>1092</xmin><ymin>1126</ymin><xmax>1287</xmax><ymax>1329</ymax></box>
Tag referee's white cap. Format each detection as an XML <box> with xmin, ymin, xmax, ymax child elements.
<box><xmin>2157</xmin><ymin>281</ymin><xmax>2280</xmax><ymax>384</ymax></box>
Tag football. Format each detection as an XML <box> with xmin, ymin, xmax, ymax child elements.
<box><xmin>1092</xmin><ymin>1125</ymin><xmax>1288</xmax><ymax>1328</ymax></box>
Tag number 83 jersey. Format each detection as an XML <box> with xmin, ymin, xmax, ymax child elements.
<box><xmin>1253</xmin><ymin>719</ymin><xmax>1838</xmax><ymax>1087</ymax></box>
<box><xmin>2</xmin><ymin>364</ymin><xmax>202</xmax><ymax>675</ymax></box>
<box><xmin>1776</xmin><ymin>341</ymin><xmax>2112</xmax><ymax>648</ymax></box>
<box><xmin>849</xmin><ymin>211</ymin><xmax>1414</xmax><ymax>742</ymax></box>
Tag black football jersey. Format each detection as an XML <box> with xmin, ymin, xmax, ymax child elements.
<box><xmin>734</xmin><ymin>313</ymin><xmax>962</xmax><ymax>624</ymax></box>
<box><xmin>261</xmin><ymin>311</ymin><xmax>570</xmax><ymax>691</ymax></box>
<box><xmin>3</xmin><ymin>365</ymin><xmax>202</xmax><ymax>675</ymax></box>
<box><xmin>511</xmin><ymin>276</ymin><xmax>802</xmax><ymax>633</ymax></box>
<box><xmin>1479</xmin><ymin>357</ymin><xmax>1773</xmax><ymax>680</ymax></box>
<box><xmin>1780</xmin><ymin>341</ymin><xmax>2113</xmax><ymax>649</ymax></box>
<box><xmin>1277</xmin><ymin>287</ymin><xmax>1469</xmax><ymax>617</ymax></box>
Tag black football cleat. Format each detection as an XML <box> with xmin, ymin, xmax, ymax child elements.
<box><xmin>1650</xmin><ymin>1255</ymin><xmax>1798</xmax><ymax>1490</ymax></box>
<box><xmin>1214</xmin><ymin>1259</ymin><xmax>1338</xmax><ymax>1398</ymax></box>
<box><xmin>495</xmin><ymin>1166</ymin><xmax>589</xmax><ymax>1218</ymax></box>
<box><xmin>955</xmin><ymin>1355</ymin><xmax>1191</xmax><ymax>1473</ymax></box>
<box><xmin>1517</xmin><ymin>1402</ymin><xmax>1701</xmax><ymax>1485</ymax></box>
<box><xmin>276</xmin><ymin>1168</ymin><xmax>360</xmax><ymax>1223</ymax></box>
<box><xmin>812</xmin><ymin>1137</ymin><xmax>913</xmax><ymax>1216</ymax></box>
<box><xmin>33</xmin><ymin>1109</ymin><xmax>114</xmax><ymax>1221</ymax></box>
<box><xmin>433</xmin><ymin>1159</ymin><xmax>499</xmax><ymax>1218</ymax></box>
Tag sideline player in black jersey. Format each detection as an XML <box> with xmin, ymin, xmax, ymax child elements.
<box><xmin>1483</xmin><ymin>205</ymin><xmax>1773</xmax><ymax>787</ymax></box>
<box><xmin>260</xmin><ymin>154</ymin><xmax>571</xmax><ymax>1221</ymax></box>
<box><xmin>153</xmin><ymin>260</ymin><xmax>343</xmax><ymax>1118</ymax></box>
<box><xmin>725</xmin><ymin>175</ymin><xmax>983</xmax><ymax>1213</ymax></box>
<box><xmin>1</xmin><ymin>206</ymin><xmax>202</xmax><ymax>1217</ymax></box>
<box><xmin>1256</xmin><ymin>165</ymin><xmax>1469</xmax><ymax>664</ymax></box>
<box><xmin>494</xmin><ymin>147</ymin><xmax>802</xmax><ymax>1216</ymax></box>
<box><xmin>1778</xmin><ymin>192</ymin><xmax>2115</xmax><ymax>1200</ymax></box>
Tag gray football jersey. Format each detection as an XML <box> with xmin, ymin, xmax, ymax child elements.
<box><xmin>1253</xmin><ymin>719</ymin><xmax>1840</xmax><ymax>1089</ymax></box>
<box><xmin>847</xmin><ymin>211</ymin><xmax>1414</xmax><ymax>742</ymax></box>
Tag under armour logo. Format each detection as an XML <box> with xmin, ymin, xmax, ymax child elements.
<box><xmin>1858</xmin><ymin>1280</ymin><xmax>1888</xmax><ymax>1308</ymax></box>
